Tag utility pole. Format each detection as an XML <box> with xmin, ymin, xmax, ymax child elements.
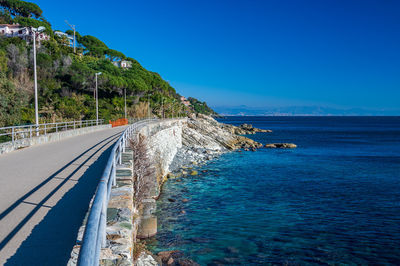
<box><xmin>32</xmin><ymin>26</ymin><xmax>45</xmax><ymax>136</ymax></box>
<box><xmin>124</xmin><ymin>88</ymin><xmax>127</xmax><ymax>119</ymax></box>
<box><xmin>95</xmin><ymin>72</ymin><xmax>102</xmax><ymax>125</ymax></box>
<box><xmin>65</xmin><ymin>20</ymin><xmax>76</xmax><ymax>53</ymax></box>
<box><xmin>33</xmin><ymin>29</ymin><xmax>38</xmax><ymax>134</ymax></box>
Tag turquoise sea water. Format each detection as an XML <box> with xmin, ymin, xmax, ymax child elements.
<box><xmin>149</xmin><ymin>116</ymin><xmax>400</xmax><ymax>265</ymax></box>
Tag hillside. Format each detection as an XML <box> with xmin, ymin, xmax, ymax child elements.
<box><xmin>188</xmin><ymin>97</ymin><xmax>218</xmax><ymax>116</ymax></box>
<box><xmin>0</xmin><ymin>0</ymin><xmax>216</xmax><ymax>127</ymax></box>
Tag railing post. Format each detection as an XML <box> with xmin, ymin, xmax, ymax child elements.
<box><xmin>11</xmin><ymin>127</ymin><xmax>14</xmax><ymax>145</ymax></box>
<box><xmin>112</xmin><ymin>159</ymin><xmax>117</xmax><ymax>186</ymax></box>
<box><xmin>101</xmin><ymin>191</ymin><xmax>107</xmax><ymax>247</ymax></box>
<box><xmin>56</xmin><ymin>124</ymin><xmax>58</xmax><ymax>133</ymax></box>
<box><xmin>44</xmin><ymin>124</ymin><xmax>47</xmax><ymax>135</ymax></box>
<box><xmin>119</xmin><ymin>142</ymin><xmax>122</xmax><ymax>165</ymax></box>
<box><xmin>29</xmin><ymin>126</ymin><xmax>32</xmax><ymax>140</ymax></box>
<box><xmin>73</xmin><ymin>121</ymin><xmax>76</xmax><ymax>130</ymax></box>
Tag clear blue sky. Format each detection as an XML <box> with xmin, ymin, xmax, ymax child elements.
<box><xmin>36</xmin><ymin>0</ymin><xmax>400</xmax><ymax>111</ymax></box>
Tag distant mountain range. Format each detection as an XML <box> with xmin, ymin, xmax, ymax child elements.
<box><xmin>212</xmin><ymin>105</ymin><xmax>400</xmax><ymax>116</ymax></box>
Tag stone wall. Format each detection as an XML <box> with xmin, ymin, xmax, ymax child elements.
<box><xmin>0</xmin><ymin>124</ymin><xmax>112</xmax><ymax>155</ymax></box>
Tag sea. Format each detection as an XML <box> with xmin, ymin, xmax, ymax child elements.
<box><xmin>148</xmin><ymin>116</ymin><xmax>400</xmax><ymax>265</ymax></box>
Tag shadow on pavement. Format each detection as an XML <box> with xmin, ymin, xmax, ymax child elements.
<box><xmin>4</xmin><ymin>138</ymin><xmax>116</xmax><ymax>265</ymax></box>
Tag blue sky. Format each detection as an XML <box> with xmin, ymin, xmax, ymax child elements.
<box><xmin>36</xmin><ymin>0</ymin><xmax>400</xmax><ymax>111</ymax></box>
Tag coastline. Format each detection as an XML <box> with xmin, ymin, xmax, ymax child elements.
<box><xmin>135</xmin><ymin>114</ymin><xmax>273</xmax><ymax>265</ymax></box>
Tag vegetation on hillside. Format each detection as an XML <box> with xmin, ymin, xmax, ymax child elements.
<box><xmin>0</xmin><ymin>0</ymin><xmax>216</xmax><ymax>127</ymax></box>
<box><xmin>188</xmin><ymin>97</ymin><xmax>217</xmax><ymax>116</ymax></box>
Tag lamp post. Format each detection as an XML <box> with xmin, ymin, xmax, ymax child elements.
<box><xmin>32</xmin><ymin>26</ymin><xmax>45</xmax><ymax>136</ymax></box>
<box><xmin>95</xmin><ymin>72</ymin><xmax>102</xmax><ymax>125</ymax></box>
<box><xmin>147</xmin><ymin>94</ymin><xmax>151</xmax><ymax>118</ymax></box>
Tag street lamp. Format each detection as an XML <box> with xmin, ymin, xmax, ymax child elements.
<box><xmin>95</xmin><ymin>72</ymin><xmax>102</xmax><ymax>125</ymax></box>
<box><xmin>32</xmin><ymin>26</ymin><xmax>45</xmax><ymax>135</ymax></box>
<box><xmin>147</xmin><ymin>93</ymin><xmax>151</xmax><ymax>118</ymax></box>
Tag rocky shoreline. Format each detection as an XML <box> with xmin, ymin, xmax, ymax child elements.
<box><xmin>168</xmin><ymin>114</ymin><xmax>268</xmax><ymax>173</ymax></box>
<box><xmin>136</xmin><ymin>115</ymin><xmax>296</xmax><ymax>265</ymax></box>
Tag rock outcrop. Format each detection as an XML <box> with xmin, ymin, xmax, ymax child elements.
<box><xmin>185</xmin><ymin>114</ymin><xmax>265</xmax><ymax>150</ymax></box>
<box><xmin>168</xmin><ymin>114</ymin><xmax>266</xmax><ymax>173</ymax></box>
<box><xmin>222</xmin><ymin>122</ymin><xmax>272</xmax><ymax>135</ymax></box>
<box><xmin>264</xmin><ymin>143</ymin><xmax>297</xmax><ymax>148</ymax></box>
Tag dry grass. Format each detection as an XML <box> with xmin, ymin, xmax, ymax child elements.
<box><xmin>132</xmin><ymin>241</ymin><xmax>146</xmax><ymax>262</ymax></box>
<box><xmin>128</xmin><ymin>102</ymin><xmax>151</xmax><ymax>118</ymax></box>
<box><xmin>12</xmin><ymin>71</ymin><xmax>34</xmax><ymax>95</ymax></box>
<box><xmin>130</xmin><ymin>133</ymin><xmax>156</xmax><ymax>208</ymax></box>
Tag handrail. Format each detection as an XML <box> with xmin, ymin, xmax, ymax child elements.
<box><xmin>0</xmin><ymin>119</ymin><xmax>105</xmax><ymax>145</ymax></box>
<box><xmin>77</xmin><ymin>118</ymin><xmax>157</xmax><ymax>266</ymax></box>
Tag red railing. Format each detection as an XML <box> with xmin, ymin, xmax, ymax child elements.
<box><xmin>109</xmin><ymin>118</ymin><xmax>128</xmax><ymax>127</ymax></box>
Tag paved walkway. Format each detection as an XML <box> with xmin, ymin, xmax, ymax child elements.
<box><xmin>0</xmin><ymin>126</ymin><xmax>126</xmax><ymax>265</ymax></box>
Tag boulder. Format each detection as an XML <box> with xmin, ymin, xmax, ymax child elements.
<box><xmin>240</xmin><ymin>123</ymin><xmax>253</xmax><ymax>130</ymax></box>
<box><xmin>157</xmin><ymin>250</ymin><xmax>184</xmax><ymax>264</ymax></box>
<box><xmin>264</xmin><ymin>144</ymin><xmax>277</xmax><ymax>148</ymax></box>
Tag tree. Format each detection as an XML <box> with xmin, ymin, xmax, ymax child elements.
<box><xmin>0</xmin><ymin>49</ymin><xmax>7</xmax><ymax>72</ymax></box>
<box><xmin>105</xmin><ymin>49</ymin><xmax>125</xmax><ymax>62</ymax></box>
<box><xmin>0</xmin><ymin>0</ymin><xmax>42</xmax><ymax>18</ymax></box>
<box><xmin>188</xmin><ymin>97</ymin><xmax>217</xmax><ymax>115</ymax></box>
<box><xmin>78</xmin><ymin>35</ymin><xmax>108</xmax><ymax>57</ymax></box>
<box><xmin>6</xmin><ymin>43</ymin><xmax>28</xmax><ymax>78</ymax></box>
<box><xmin>0</xmin><ymin>9</ymin><xmax>12</xmax><ymax>23</ymax></box>
<box><xmin>0</xmin><ymin>72</ymin><xmax>28</xmax><ymax>126</ymax></box>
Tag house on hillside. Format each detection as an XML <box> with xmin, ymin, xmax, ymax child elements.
<box><xmin>54</xmin><ymin>31</ymin><xmax>74</xmax><ymax>47</ymax></box>
<box><xmin>0</xmin><ymin>24</ymin><xmax>50</xmax><ymax>42</ymax></box>
<box><xmin>112</xmin><ymin>60</ymin><xmax>132</xmax><ymax>69</ymax></box>
<box><xmin>180</xmin><ymin>96</ymin><xmax>191</xmax><ymax>106</ymax></box>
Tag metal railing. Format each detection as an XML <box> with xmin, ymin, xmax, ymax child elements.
<box><xmin>0</xmin><ymin>119</ymin><xmax>105</xmax><ymax>145</ymax></box>
<box><xmin>77</xmin><ymin>118</ymin><xmax>156</xmax><ymax>266</ymax></box>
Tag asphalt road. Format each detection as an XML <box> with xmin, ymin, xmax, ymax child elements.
<box><xmin>0</xmin><ymin>126</ymin><xmax>126</xmax><ymax>265</ymax></box>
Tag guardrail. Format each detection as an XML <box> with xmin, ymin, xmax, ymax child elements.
<box><xmin>0</xmin><ymin>119</ymin><xmax>105</xmax><ymax>145</ymax></box>
<box><xmin>77</xmin><ymin>118</ymin><xmax>156</xmax><ymax>266</ymax></box>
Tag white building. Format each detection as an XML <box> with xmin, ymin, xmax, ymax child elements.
<box><xmin>112</xmin><ymin>60</ymin><xmax>132</xmax><ymax>69</ymax></box>
<box><xmin>0</xmin><ymin>24</ymin><xmax>50</xmax><ymax>42</ymax></box>
<box><xmin>54</xmin><ymin>31</ymin><xmax>74</xmax><ymax>47</ymax></box>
